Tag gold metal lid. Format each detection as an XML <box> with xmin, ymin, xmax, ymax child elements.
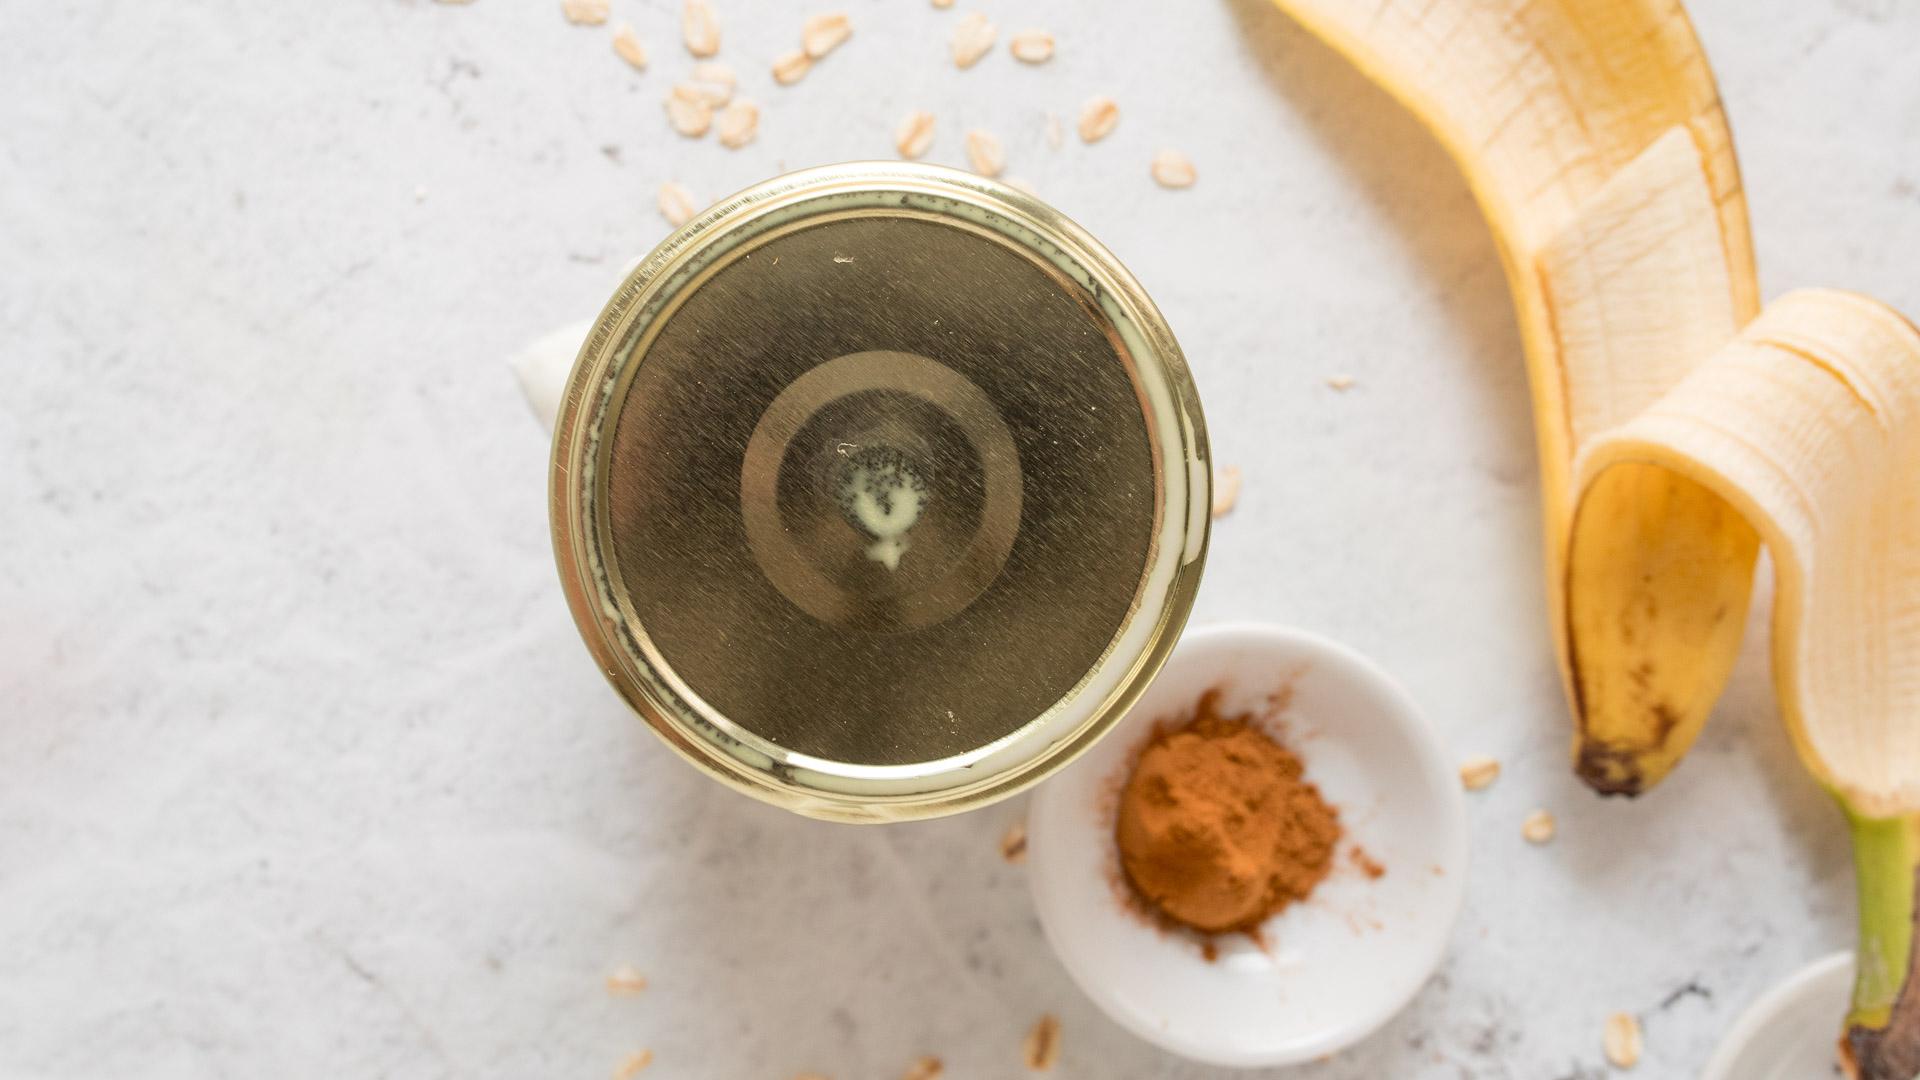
<box><xmin>550</xmin><ymin>163</ymin><xmax>1209</xmax><ymax>822</ymax></box>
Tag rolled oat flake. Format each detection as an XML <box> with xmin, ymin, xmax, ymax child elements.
<box><xmin>550</xmin><ymin>164</ymin><xmax>1211</xmax><ymax>821</ymax></box>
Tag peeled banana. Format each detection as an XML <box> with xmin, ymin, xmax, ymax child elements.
<box><xmin>1261</xmin><ymin>0</ymin><xmax>1920</xmax><ymax>1072</ymax></box>
<box><xmin>1261</xmin><ymin>0</ymin><xmax>1762</xmax><ymax>789</ymax></box>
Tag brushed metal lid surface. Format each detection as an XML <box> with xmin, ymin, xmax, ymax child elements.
<box><xmin>550</xmin><ymin>163</ymin><xmax>1209</xmax><ymax>821</ymax></box>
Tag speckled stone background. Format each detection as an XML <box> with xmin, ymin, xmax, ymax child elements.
<box><xmin>4</xmin><ymin>1</ymin><xmax>1918</xmax><ymax>1077</ymax></box>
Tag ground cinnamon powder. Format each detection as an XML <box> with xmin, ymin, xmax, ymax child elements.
<box><xmin>1115</xmin><ymin>691</ymin><xmax>1341</xmax><ymax>935</ymax></box>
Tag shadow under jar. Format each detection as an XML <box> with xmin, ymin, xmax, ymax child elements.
<box><xmin>550</xmin><ymin>163</ymin><xmax>1210</xmax><ymax>822</ymax></box>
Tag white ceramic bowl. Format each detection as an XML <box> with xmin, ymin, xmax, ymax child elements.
<box><xmin>1028</xmin><ymin>622</ymin><xmax>1469</xmax><ymax>1068</ymax></box>
<box><xmin>1702</xmin><ymin>952</ymin><xmax>1852</xmax><ymax>1080</ymax></box>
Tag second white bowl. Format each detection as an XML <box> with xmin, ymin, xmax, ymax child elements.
<box><xmin>1702</xmin><ymin>952</ymin><xmax>1852</xmax><ymax>1080</ymax></box>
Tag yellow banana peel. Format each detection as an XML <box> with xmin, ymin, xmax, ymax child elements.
<box><xmin>1260</xmin><ymin>0</ymin><xmax>1920</xmax><ymax>1072</ymax></box>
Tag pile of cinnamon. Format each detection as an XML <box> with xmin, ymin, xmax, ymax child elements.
<box><xmin>1115</xmin><ymin>691</ymin><xmax>1343</xmax><ymax>939</ymax></box>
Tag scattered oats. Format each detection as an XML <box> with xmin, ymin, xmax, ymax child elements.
<box><xmin>433</xmin><ymin>0</ymin><xmax>475</xmax><ymax>6</ymax></box>
<box><xmin>1077</xmin><ymin>96</ymin><xmax>1118</xmax><ymax>143</ymax></box>
<box><xmin>1023</xmin><ymin>1014</ymin><xmax>1061</xmax><ymax>1071</ymax></box>
<box><xmin>832</xmin><ymin>254</ymin><xmax>855</xmax><ymax>264</ymax></box>
<box><xmin>1211</xmin><ymin>465</ymin><xmax>1243</xmax><ymax>519</ymax></box>
<box><xmin>1008</xmin><ymin>29</ymin><xmax>1055</xmax><ymax>63</ymax></box>
<box><xmin>802</xmin><ymin>12</ymin><xmax>852</xmax><ymax>59</ymax></box>
<box><xmin>1044</xmin><ymin>113</ymin><xmax>1063</xmax><ymax>150</ymax></box>
<box><xmin>1521</xmin><ymin>808</ymin><xmax>1556</xmax><ymax>844</ymax></box>
<box><xmin>931</xmin><ymin>0</ymin><xmax>955</xmax><ymax>7</ymax></box>
<box><xmin>894</xmin><ymin>110</ymin><xmax>936</xmax><ymax>159</ymax></box>
<box><xmin>1005</xmin><ymin>177</ymin><xmax>1038</xmax><ymax>198</ymax></box>
<box><xmin>772</xmin><ymin>49</ymin><xmax>814</xmax><ymax>85</ymax></box>
<box><xmin>562</xmin><ymin>0</ymin><xmax>610</xmax><ymax>25</ymax></box>
<box><xmin>1458</xmin><ymin>755</ymin><xmax>1501</xmax><ymax>791</ymax></box>
<box><xmin>613</xmin><ymin>1050</ymin><xmax>653</xmax><ymax>1079</ymax></box>
<box><xmin>999</xmin><ymin>819</ymin><xmax>1028</xmax><ymax>863</ymax></box>
<box><xmin>966</xmin><ymin>129</ymin><xmax>1005</xmax><ymax>178</ymax></box>
<box><xmin>879</xmin><ymin>111</ymin><xmax>933</xmax><ymax>159</ymax></box>
<box><xmin>665</xmin><ymin>84</ymin><xmax>713</xmax><ymax>137</ymax></box>
<box><xmin>611</xmin><ymin>24</ymin><xmax>649</xmax><ymax>70</ymax></box>
<box><xmin>605</xmin><ymin>966</ymin><xmax>648</xmax><ymax>995</ymax></box>
<box><xmin>687</xmin><ymin>62</ymin><xmax>736</xmax><ymax>106</ymax></box>
<box><xmin>901</xmin><ymin>1056</ymin><xmax>943</xmax><ymax>1080</ymax></box>
<box><xmin>1151</xmin><ymin>150</ymin><xmax>1196</xmax><ymax>189</ymax></box>
<box><xmin>413</xmin><ymin>185</ymin><xmax>429</xmax><ymax>202</ymax></box>
<box><xmin>717</xmin><ymin>99</ymin><xmax>759</xmax><ymax>149</ymax></box>
<box><xmin>682</xmin><ymin>0</ymin><xmax>721</xmax><ymax>57</ymax></box>
<box><xmin>658</xmin><ymin>182</ymin><xmax>698</xmax><ymax>227</ymax></box>
<box><xmin>1325</xmin><ymin>374</ymin><xmax>1356</xmax><ymax>391</ymax></box>
<box><xmin>1604</xmin><ymin>1012</ymin><xmax>1642</xmax><ymax>1069</ymax></box>
<box><xmin>950</xmin><ymin>12</ymin><xmax>996</xmax><ymax>69</ymax></box>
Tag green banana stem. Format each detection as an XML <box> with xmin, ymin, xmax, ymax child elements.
<box><xmin>1843</xmin><ymin>808</ymin><xmax>1920</xmax><ymax>1079</ymax></box>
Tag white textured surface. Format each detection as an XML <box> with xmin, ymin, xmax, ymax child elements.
<box><xmin>2</xmin><ymin>1</ymin><xmax>1916</xmax><ymax>1077</ymax></box>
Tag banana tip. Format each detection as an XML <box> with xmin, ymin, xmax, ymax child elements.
<box><xmin>1574</xmin><ymin>741</ymin><xmax>1650</xmax><ymax>797</ymax></box>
